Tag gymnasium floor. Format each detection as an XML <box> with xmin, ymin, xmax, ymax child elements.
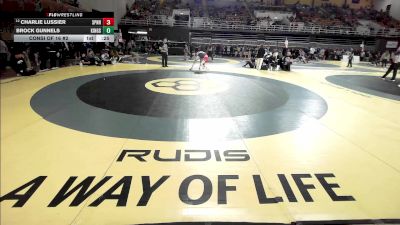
<box><xmin>1</xmin><ymin>56</ymin><xmax>400</xmax><ymax>225</ymax></box>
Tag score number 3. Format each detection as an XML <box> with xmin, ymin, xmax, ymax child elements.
<box><xmin>103</xmin><ymin>18</ymin><xmax>114</xmax><ymax>26</ymax></box>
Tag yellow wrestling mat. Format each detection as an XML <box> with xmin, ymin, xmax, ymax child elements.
<box><xmin>1</xmin><ymin>61</ymin><xmax>400</xmax><ymax>225</ymax></box>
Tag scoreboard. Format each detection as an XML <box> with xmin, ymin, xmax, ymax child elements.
<box><xmin>14</xmin><ymin>12</ymin><xmax>115</xmax><ymax>42</ymax></box>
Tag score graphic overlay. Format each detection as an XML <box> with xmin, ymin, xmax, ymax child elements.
<box><xmin>14</xmin><ymin>12</ymin><xmax>115</xmax><ymax>42</ymax></box>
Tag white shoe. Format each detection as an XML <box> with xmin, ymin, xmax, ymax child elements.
<box><xmin>398</xmin><ymin>84</ymin><xmax>400</xmax><ymax>88</ymax></box>
<box><xmin>381</xmin><ymin>77</ymin><xmax>385</xmax><ymax>80</ymax></box>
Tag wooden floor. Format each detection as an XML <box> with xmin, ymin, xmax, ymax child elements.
<box><xmin>1</xmin><ymin>58</ymin><xmax>400</xmax><ymax>225</ymax></box>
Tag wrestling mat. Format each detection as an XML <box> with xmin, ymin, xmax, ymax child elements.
<box><xmin>1</xmin><ymin>59</ymin><xmax>400</xmax><ymax>225</ymax></box>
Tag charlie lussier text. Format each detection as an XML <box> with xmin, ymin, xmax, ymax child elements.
<box><xmin>19</xmin><ymin>19</ymin><xmax>67</xmax><ymax>25</ymax></box>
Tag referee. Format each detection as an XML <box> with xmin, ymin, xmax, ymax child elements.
<box><xmin>381</xmin><ymin>48</ymin><xmax>400</xmax><ymax>82</ymax></box>
<box><xmin>160</xmin><ymin>38</ymin><xmax>168</xmax><ymax>67</ymax></box>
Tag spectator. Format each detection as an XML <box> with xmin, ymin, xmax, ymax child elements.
<box><xmin>243</xmin><ymin>53</ymin><xmax>256</xmax><ymax>68</ymax></box>
<box><xmin>347</xmin><ymin>51</ymin><xmax>354</xmax><ymax>68</ymax></box>
<box><xmin>0</xmin><ymin>37</ymin><xmax>9</xmax><ymax>70</ymax></box>
<box><xmin>159</xmin><ymin>38</ymin><xmax>168</xmax><ymax>67</ymax></box>
<box><xmin>380</xmin><ymin>50</ymin><xmax>390</xmax><ymax>67</ymax></box>
<box><xmin>184</xmin><ymin>43</ymin><xmax>189</xmax><ymax>61</ymax></box>
<box><xmin>12</xmin><ymin>51</ymin><xmax>36</xmax><ymax>76</ymax></box>
<box><xmin>256</xmin><ymin>45</ymin><xmax>265</xmax><ymax>70</ymax></box>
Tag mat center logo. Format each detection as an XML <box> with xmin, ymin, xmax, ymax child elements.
<box><xmin>145</xmin><ymin>78</ymin><xmax>229</xmax><ymax>95</ymax></box>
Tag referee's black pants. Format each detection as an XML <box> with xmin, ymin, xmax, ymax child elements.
<box><xmin>347</xmin><ymin>59</ymin><xmax>352</xmax><ymax>67</ymax></box>
<box><xmin>0</xmin><ymin>53</ymin><xmax>7</xmax><ymax>69</ymax></box>
<box><xmin>382</xmin><ymin>63</ymin><xmax>398</xmax><ymax>80</ymax></box>
<box><xmin>161</xmin><ymin>53</ymin><xmax>168</xmax><ymax>67</ymax></box>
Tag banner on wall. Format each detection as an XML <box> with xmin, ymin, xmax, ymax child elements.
<box><xmin>386</xmin><ymin>41</ymin><xmax>398</xmax><ymax>49</ymax></box>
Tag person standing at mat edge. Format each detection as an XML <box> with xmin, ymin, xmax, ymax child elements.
<box><xmin>381</xmin><ymin>48</ymin><xmax>400</xmax><ymax>82</ymax></box>
<box><xmin>256</xmin><ymin>45</ymin><xmax>265</xmax><ymax>70</ymax></box>
<box><xmin>347</xmin><ymin>51</ymin><xmax>354</xmax><ymax>68</ymax></box>
<box><xmin>160</xmin><ymin>38</ymin><xmax>168</xmax><ymax>67</ymax></box>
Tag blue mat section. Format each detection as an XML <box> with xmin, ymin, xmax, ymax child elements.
<box><xmin>326</xmin><ymin>75</ymin><xmax>400</xmax><ymax>101</ymax></box>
